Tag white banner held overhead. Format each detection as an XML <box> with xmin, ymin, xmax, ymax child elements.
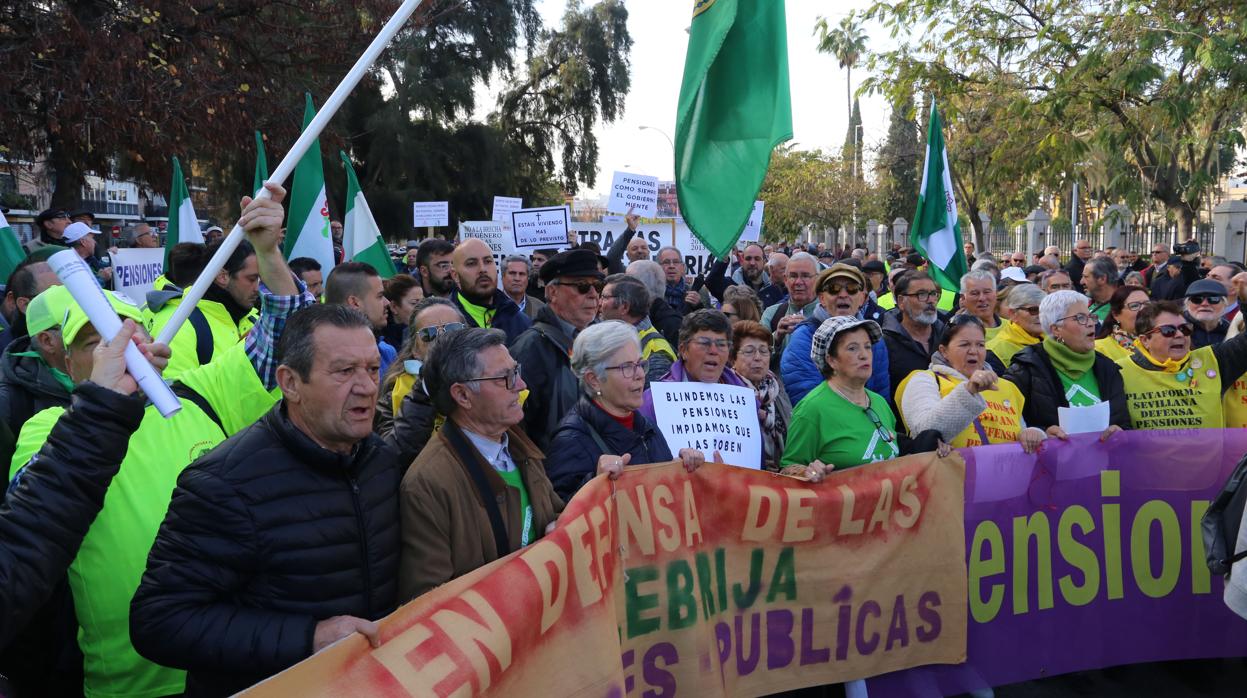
<box><xmin>511</xmin><ymin>206</ymin><xmax>570</xmax><ymax>249</ymax></box>
<box><xmin>569</xmin><ymin>221</ymin><xmax>668</xmax><ymax>260</ymax></box>
<box><xmin>648</xmin><ymin>381</ymin><xmax>761</xmax><ymax>468</ymax></box>
<box><xmin>491</xmin><ymin>196</ymin><xmax>523</xmax><ymax>223</ymax></box>
<box><xmin>671</xmin><ymin>217</ymin><xmax>717</xmax><ymax>277</ymax></box>
<box><xmin>110</xmin><ymin>247</ymin><xmax>165</xmax><ymax>306</ymax></box>
<box><xmin>412</xmin><ymin>201</ymin><xmax>449</xmax><ymax>228</ymax></box>
<box><xmin>608</xmin><ymin>171</ymin><xmax>659</xmax><ymax>217</ymax></box>
<box><xmin>740</xmin><ymin>201</ymin><xmax>765</xmax><ymax>242</ymax></box>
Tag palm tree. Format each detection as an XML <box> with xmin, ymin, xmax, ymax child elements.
<box><xmin>814</xmin><ymin>14</ymin><xmax>867</xmax><ymax>158</ymax></box>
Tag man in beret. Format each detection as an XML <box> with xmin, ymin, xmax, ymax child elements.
<box><xmin>509</xmin><ymin>248</ymin><xmax>604</xmax><ymax>452</ymax></box>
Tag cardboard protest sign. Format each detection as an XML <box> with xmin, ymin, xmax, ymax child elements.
<box><xmin>241</xmin><ymin>455</ymin><xmax>968</xmax><ymax>697</ymax></box>
<box><xmin>412</xmin><ymin>201</ymin><xmax>449</xmax><ymax>227</ymax></box>
<box><xmin>740</xmin><ymin>201</ymin><xmax>765</xmax><ymax>243</ymax></box>
<box><xmin>510</xmin><ymin>206</ymin><xmax>570</xmax><ymax>249</ymax></box>
<box><xmin>458</xmin><ymin>221</ymin><xmax>515</xmax><ymax>279</ymax></box>
<box><xmin>648</xmin><ymin>382</ymin><xmax>762</xmax><ymax>468</ymax></box>
<box><xmin>492</xmin><ymin>196</ymin><xmax>523</xmax><ymax>223</ymax></box>
<box><xmin>608</xmin><ymin>171</ymin><xmax>659</xmax><ymax>217</ymax></box>
<box><xmin>110</xmin><ymin>247</ymin><xmax>165</xmax><ymax>306</ymax></box>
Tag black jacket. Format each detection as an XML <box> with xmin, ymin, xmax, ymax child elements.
<box><xmin>650</xmin><ymin>297</ymin><xmax>683</xmax><ymax>347</ymax></box>
<box><xmin>1005</xmin><ymin>343</ymin><xmax>1130</xmax><ymax>432</ymax></box>
<box><xmin>510</xmin><ymin>304</ymin><xmax>580</xmax><ymax>454</ymax></box>
<box><xmin>1187</xmin><ymin>312</ymin><xmax>1229</xmax><ymax>349</ymax></box>
<box><xmin>544</xmin><ymin>397</ymin><xmax>673</xmax><ymax>502</ymax></box>
<box><xmin>0</xmin><ymin>383</ymin><xmax>144</xmax><ymax>649</ymax></box>
<box><xmin>1150</xmin><ymin>258</ymin><xmax>1199</xmax><ymax>300</ymax></box>
<box><xmin>1066</xmin><ymin>255</ymin><xmax>1088</xmax><ymax>294</ymax></box>
<box><xmin>130</xmin><ymin>404</ymin><xmax>400</xmax><ymax>698</ymax></box>
<box><xmin>880</xmin><ymin>310</ymin><xmax>946</xmax><ymax>406</ymax></box>
<box><xmin>450</xmin><ymin>289</ymin><xmax>532</xmax><ymax>345</ymax></box>
<box><xmin>0</xmin><ymin>336</ymin><xmax>72</xmax><ymax>468</ymax></box>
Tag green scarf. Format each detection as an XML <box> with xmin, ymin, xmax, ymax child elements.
<box><xmin>1043</xmin><ymin>337</ymin><xmax>1095</xmax><ymax>380</ymax></box>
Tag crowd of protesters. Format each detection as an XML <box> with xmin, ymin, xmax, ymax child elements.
<box><xmin>3</xmin><ymin>188</ymin><xmax>1247</xmax><ymax>697</ymax></box>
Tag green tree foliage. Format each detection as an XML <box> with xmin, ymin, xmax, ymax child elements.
<box><xmin>863</xmin><ymin>0</ymin><xmax>1247</xmax><ymax>238</ymax></box>
<box><xmin>759</xmin><ymin>146</ymin><xmax>871</xmax><ymax>243</ymax></box>
<box><xmin>877</xmin><ymin>92</ymin><xmax>920</xmax><ymax>224</ymax></box>
<box><xmin>842</xmin><ymin>99</ymin><xmax>864</xmax><ymax>182</ymax></box>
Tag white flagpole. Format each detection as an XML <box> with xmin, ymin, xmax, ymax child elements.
<box><xmin>156</xmin><ymin>0</ymin><xmax>425</xmax><ymax>346</ymax></box>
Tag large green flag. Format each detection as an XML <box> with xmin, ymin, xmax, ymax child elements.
<box><xmin>253</xmin><ymin>131</ymin><xmax>269</xmax><ymax>195</ymax></box>
<box><xmin>165</xmin><ymin>156</ymin><xmax>203</xmax><ymax>266</ymax></box>
<box><xmin>282</xmin><ymin>94</ymin><xmax>334</xmax><ymax>273</ymax></box>
<box><xmin>675</xmin><ymin>0</ymin><xmax>792</xmax><ymax>258</ymax></box>
<box><xmin>341</xmin><ymin>151</ymin><xmax>396</xmax><ymax>278</ymax></box>
<box><xmin>910</xmin><ymin>102</ymin><xmax>968</xmax><ymax>292</ymax></box>
<box><xmin>0</xmin><ymin>209</ymin><xmax>25</xmax><ymax>283</ymax></box>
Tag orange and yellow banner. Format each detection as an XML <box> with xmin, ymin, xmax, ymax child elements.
<box><xmin>243</xmin><ymin>454</ymin><xmax>967</xmax><ymax>697</ymax></box>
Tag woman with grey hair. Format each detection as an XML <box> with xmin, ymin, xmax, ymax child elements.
<box><xmin>544</xmin><ymin>321</ymin><xmax>706</xmax><ymax>502</ymax></box>
<box><xmin>986</xmin><ymin>282</ymin><xmax>1047</xmax><ymax>366</ymax></box>
<box><xmin>1005</xmin><ymin>290</ymin><xmax>1129</xmax><ymax>439</ymax></box>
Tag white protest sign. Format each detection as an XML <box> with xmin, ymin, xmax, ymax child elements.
<box><xmin>602</xmin><ymin>215</ymin><xmax>624</xmax><ymax>222</ymax></box>
<box><xmin>739</xmin><ymin>201</ymin><xmax>765</xmax><ymax>242</ymax></box>
<box><xmin>511</xmin><ymin>206</ymin><xmax>570</xmax><ymax>249</ymax></box>
<box><xmin>649</xmin><ymin>382</ymin><xmax>762</xmax><ymax>468</ymax></box>
<box><xmin>412</xmin><ymin>201</ymin><xmax>449</xmax><ymax>227</ymax></box>
<box><xmin>458</xmin><ymin>220</ymin><xmax>516</xmax><ymax>279</ymax></box>
<box><xmin>608</xmin><ymin>171</ymin><xmax>659</xmax><ymax>217</ymax></box>
<box><xmin>492</xmin><ymin>196</ymin><xmax>523</xmax><ymax>223</ymax></box>
<box><xmin>569</xmin><ymin>221</ymin><xmax>669</xmax><ymax>260</ymax></box>
<box><xmin>672</xmin><ymin>217</ymin><xmax>719</xmax><ymax>277</ymax></box>
<box><xmin>110</xmin><ymin>247</ymin><xmax>165</xmax><ymax>306</ymax></box>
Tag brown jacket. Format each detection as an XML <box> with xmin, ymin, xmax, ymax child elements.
<box><xmin>398</xmin><ymin>420</ymin><xmax>564</xmax><ymax>601</ymax></box>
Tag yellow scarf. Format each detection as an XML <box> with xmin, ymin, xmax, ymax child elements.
<box><xmin>998</xmin><ymin>319</ymin><xmax>1041</xmax><ymax>347</ymax></box>
<box><xmin>1131</xmin><ymin>338</ymin><xmax>1188</xmax><ymax>373</ymax></box>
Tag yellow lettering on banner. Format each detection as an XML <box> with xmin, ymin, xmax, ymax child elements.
<box><xmin>1012</xmin><ymin>512</ymin><xmax>1054</xmax><ymax>614</ymax></box>
<box><xmin>371</xmin><ymin>623</ymin><xmax>457</xmax><ymax>694</ymax></box>
<box><xmin>742</xmin><ymin>485</ymin><xmax>780</xmax><ymax>541</ymax></box>
<box><xmin>894</xmin><ymin>475</ymin><xmax>922</xmax><ymax>528</ymax></box>
<box><xmin>652</xmin><ymin>485</ymin><xmax>680</xmax><ymax>552</ymax></box>
<box><xmin>683</xmin><ymin>480</ymin><xmax>703</xmax><ymax>546</ymax></box>
<box><xmin>618</xmin><ymin>485</ymin><xmax>656</xmax><ymax>555</ymax></box>
<box><xmin>868</xmin><ymin>479</ymin><xmax>895</xmax><ymax>533</ymax></box>
<box><xmin>565</xmin><ymin>515</ymin><xmax>604</xmax><ymax>606</ymax></box>
<box><xmin>520</xmin><ymin>542</ymin><xmax>568</xmax><ymax>634</ymax></box>
<box><xmin>838</xmin><ymin>485</ymin><xmax>865</xmax><ymax>535</ymax></box>
<box><xmin>782</xmin><ymin>489</ymin><xmax>816</xmax><ymax>543</ymax></box>
<box><xmin>429</xmin><ymin>590</ymin><xmax>512</xmax><ymax>693</ymax></box>
<box><xmin>969</xmin><ymin>522</ymin><xmax>1005</xmax><ymax>623</ymax></box>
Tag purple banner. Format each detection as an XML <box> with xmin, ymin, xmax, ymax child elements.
<box><xmin>868</xmin><ymin>429</ymin><xmax>1247</xmax><ymax>697</ymax></box>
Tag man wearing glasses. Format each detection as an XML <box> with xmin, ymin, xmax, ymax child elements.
<box><xmin>26</xmin><ymin>208</ymin><xmax>71</xmax><ymax>253</ymax></box>
<box><xmin>1142</xmin><ymin>245</ymin><xmax>1170</xmax><ymax>287</ymax></box>
<box><xmin>1184</xmin><ymin>279</ymin><xmax>1230</xmax><ymax>348</ymax></box>
<box><xmin>1066</xmin><ymin>239</ymin><xmax>1094</xmax><ymax>293</ymax></box>
<box><xmin>399</xmin><ymin>326</ymin><xmax>562</xmax><ymax>600</ymax></box>
<box><xmin>881</xmin><ymin>271</ymin><xmax>948</xmax><ymax>407</ymax></box>
<box><xmin>510</xmin><ymin>249</ymin><xmax>605</xmax><ymax>451</ymax></box>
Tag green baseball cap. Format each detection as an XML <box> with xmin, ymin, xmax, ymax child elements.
<box><xmin>24</xmin><ymin>284</ymin><xmax>72</xmax><ymax>336</ymax></box>
<box><xmin>61</xmin><ymin>289</ymin><xmax>144</xmax><ymax>347</ymax></box>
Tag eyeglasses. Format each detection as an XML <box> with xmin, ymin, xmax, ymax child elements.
<box><xmin>865</xmin><ymin>406</ymin><xmax>895</xmax><ymax>443</ymax></box>
<box><xmin>659</xmin><ymin>258</ymin><xmax>683</xmax><ymax>267</ymax></box>
<box><xmin>902</xmin><ymin>290</ymin><xmax>940</xmax><ymax>302</ymax></box>
<box><xmin>723</xmin><ymin>310</ymin><xmax>739</xmax><ymax>319</ymax></box>
<box><xmin>1015</xmin><ymin>305</ymin><xmax>1040</xmax><ymax>316</ymax></box>
<box><xmin>1046</xmin><ymin>283</ymin><xmax>1074</xmax><ymax>291</ymax></box>
<box><xmin>689</xmin><ymin>337</ymin><xmax>730</xmax><ymax>351</ymax></box>
<box><xmin>604</xmin><ymin>359</ymin><xmax>649</xmax><ymax>379</ymax></box>
<box><xmin>417</xmin><ymin>321</ymin><xmax>466</xmax><ymax>342</ymax></box>
<box><xmin>1124</xmin><ymin>301</ymin><xmax>1148</xmax><ymax>312</ymax></box>
<box><xmin>1144</xmin><ymin>323</ymin><xmax>1194</xmax><ymax>338</ymax></box>
<box><xmin>462</xmin><ymin>364</ymin><xmax>523</xmax><ymax>391</ymax></box>
<box><xmin>550</xmin><ymin>279</ymin><xmax>604</xmax><ymax>295</ymax></box>
<box><xmin>1188</xmin><ymin>295</ymin><xmax>1225</xmax><ymax>306</ymax></box>
<box><xmin>737</xmin><ymin>346</ymin><xmax>772</xmax><ymax>358</ymax></box>
<box><xmin>822</xmin><ymin>281</ymin><xmax>862</xmax><ymax>295</ymax></box>
<box><xmin>1057</xmin><ymin>312</ymin><xmax>1095</xmax><ymax>326</ymax></box>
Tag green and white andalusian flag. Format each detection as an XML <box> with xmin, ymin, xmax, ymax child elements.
<box><xmin>910</xmin><ymin>101</ymin><xmax>967</xmax><ymax>292</ymax></box>
<box><xmin>253</xmin><ymin>130</ymin><xmax>269</xmax><ymax>195</ymax></box>
<box><xmin>282</xmin><ymin>94</ymin><xmax>335</xmax><ymax>273</ymax></box>
<box><xmin>165</xmin><ymin>156</ymin><xmax>203</xmax><ymax>266</ymax></box>
<box><xmin>0</xmin><ymin>208</ymin><xmax>25</xmax><ymax>282</ymax></box>
<box><xmin>341</xmin><ymin>151</ymin><xmax>396</xmax><ymax>278</ymax></box>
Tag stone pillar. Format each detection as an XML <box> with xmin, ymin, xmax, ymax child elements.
<box><xmin>1102</xmin><ymin>204</ymin><xmax>1131</xmax><ymax>250</ymax></box>
<box><xmin>1025</xmin><ymin>208</ymin><xmax>1051</xmax><ymax>258</ymax></box>
<box><xmin>865</xmin><ymin>219</ymin><xmax>879</xmax><ymax>252</ymax></box>
<box><xmin>892</xmin><ymin>217</ymin><xmax>909</xmax><ymax>249</ymax></box>
<box><xmin>976</xmin><ymin>212</ymin><xmax>990</xmax><ymax>253</ymax></box>
<box><xmin>1213</xmin><ymin>199</ymin><xmax>1247</xmax><ymax>264</ymax></box>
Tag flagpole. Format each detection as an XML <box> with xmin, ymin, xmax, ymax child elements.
<box><xmin>155</xmin><ymin>0</ymin><xmax>425</xmax><ymax>346</ymax></box>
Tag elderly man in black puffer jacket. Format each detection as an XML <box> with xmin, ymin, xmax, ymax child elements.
<box><xmin>130</xmin><ymin>304</ymin><xmax>400</xmax><ymax>698</ymax></box>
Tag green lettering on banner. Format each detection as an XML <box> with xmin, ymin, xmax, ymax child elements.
<box><xmin>695</xmin><ymin>551</ymin><xmax>718</xmax><ymax>619</ymax></box>
<box><xmin>1056</xmin><ymin>505</ymin><xmax>1100</xmax><ymax>607</ymax></box>
<box><xmin>733</xmin><ymin>548</ymin><xmax>764</xmax><ymax>609</ymax></box>
<box><xmin>626</xmin><ymin>565</ymin><xmax>661</xmax><ymax>638</ymax></box>
<box><xmin>667</xmin><ymin>559</ymin><xmax>698</xmax><ymax>630</ymax></box>
<box><xmin>765</xmin><ymin>547</ymin><xmax>797</xmax><ymax>603</ymax></box>
<box><xmin>1012</xmin><ymin>512</ymin><xmax>1054</xmax><ymax>615</ymax></box>
<box><xmin>1130</xmin><ymin>500</ymin><xmax>1181</xmax><ymax>598</ymax></box>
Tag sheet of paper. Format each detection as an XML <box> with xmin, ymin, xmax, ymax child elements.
<box><xmin>648</xmin><ymin>381</ymin><xmax>761</xmax><ymax>469</ymax></box>
<box><xmin>607</xmin><ymin>171</ymin><xmax>659</xmax><ymax>217</ymax></box>
<box><xmin>1058</xmin><ymin>400</ymin><xmax>1110</xmax><ymax>434</ymax></box>
<box><xmin>510</xmin><ymin>206</ymin><xmax>570</xmax><ymax>249</ymax></box>
<box><xmin>491</xmin><ymin>196</ymin><xmax>522</xmax><ymax>223</ymax></box>
<box><xmin>412</xmin><ymin>201</ymin><xmax>449</xmax><ymax>227</ymax></box>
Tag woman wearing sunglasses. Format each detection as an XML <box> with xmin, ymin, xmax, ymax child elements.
<box><xmin>375</xmin><ymin>297</ymin><xmax>466</xmax><ymax>442</ymax></box>
<box><xmin>546</xmin><ymin>321</ymin><xmax>708</xmax><ymax>502</ymax></box>
<box><xmin>895</xmin><ymin>315</ymin><xmax>1045</xmax><ymax>453</ymax></box>
<box><xmin>781</xmin><ymin>316</ymin><xmax>949</xmax><ymax>482</ymax></box>
<box><xmin>1006</xmin><ymin>291</ymin><xmax>1130</xmax><ymax>440</ymax></box>
<box><xmin>1094</xmin><ymin>286</ymin><xmax>1151</xmax><ymax>362</ymax></box>
<box><xmin>1118</xmin><ymin>299</ymin><xmax>1247</xmax><ymax>429</ymax></box>
<box><xmin>986</xmin><ymin>283</ymin><xmax>1047</xmax><ymax>366</ymax></box>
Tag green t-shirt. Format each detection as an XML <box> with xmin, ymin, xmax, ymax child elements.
<box><xmin>1057</xmin><ymin>368</ymin><xmax>1101</xmax><ymax>407</ymax></box>
<box><xmin>496</xmin><ymin>467</ymin><xmax>533</xmax><ymax>546</ymax></box>
<box><xmin>1090</xmin><ymin>301</ymin><xmax>1111</xmax><ymax>324</ymax></box>
<box><xmin>781</xmin><ymin>382</ymin><xmax>900</xmax><ymax>469</ymax></box>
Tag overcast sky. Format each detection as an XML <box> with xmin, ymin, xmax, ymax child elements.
<box><xmin>510</xmin><ymin>0</ymin><xmax>895</xmax><ymax>200</ymax></box>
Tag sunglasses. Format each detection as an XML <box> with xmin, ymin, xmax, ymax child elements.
<box><xmin>551</xmin><ymin>279</ymin><xmax>604</xmax><ymax>295</ymax></box>
<box><xmin>1188</xmin><ymin>295</ymin><xmax>1225</xmax><ymax>306</ymax></box>
<box><xmin>865</xmin><ymin>406</ymin><xmax>895</xmax><ymax>443</ymax></box>
<box><xmin>1145</xmin><ymin>323</ymin><xmax>1194</xmax><ymax>338</ymax></box>
<box><xmin>417</xmin><ymin>321</ymin><xmax>466</xmax><ymax>342</ymax></box>
<box><xmin>822</xmin><ymin>281</ymin><xmax>862</xmax><ymax>295</ymax></box>
<box><xmin>1015</xmin><ymin>305</ymin><xmax>1040</xmax><ymax>316</ymax></box>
